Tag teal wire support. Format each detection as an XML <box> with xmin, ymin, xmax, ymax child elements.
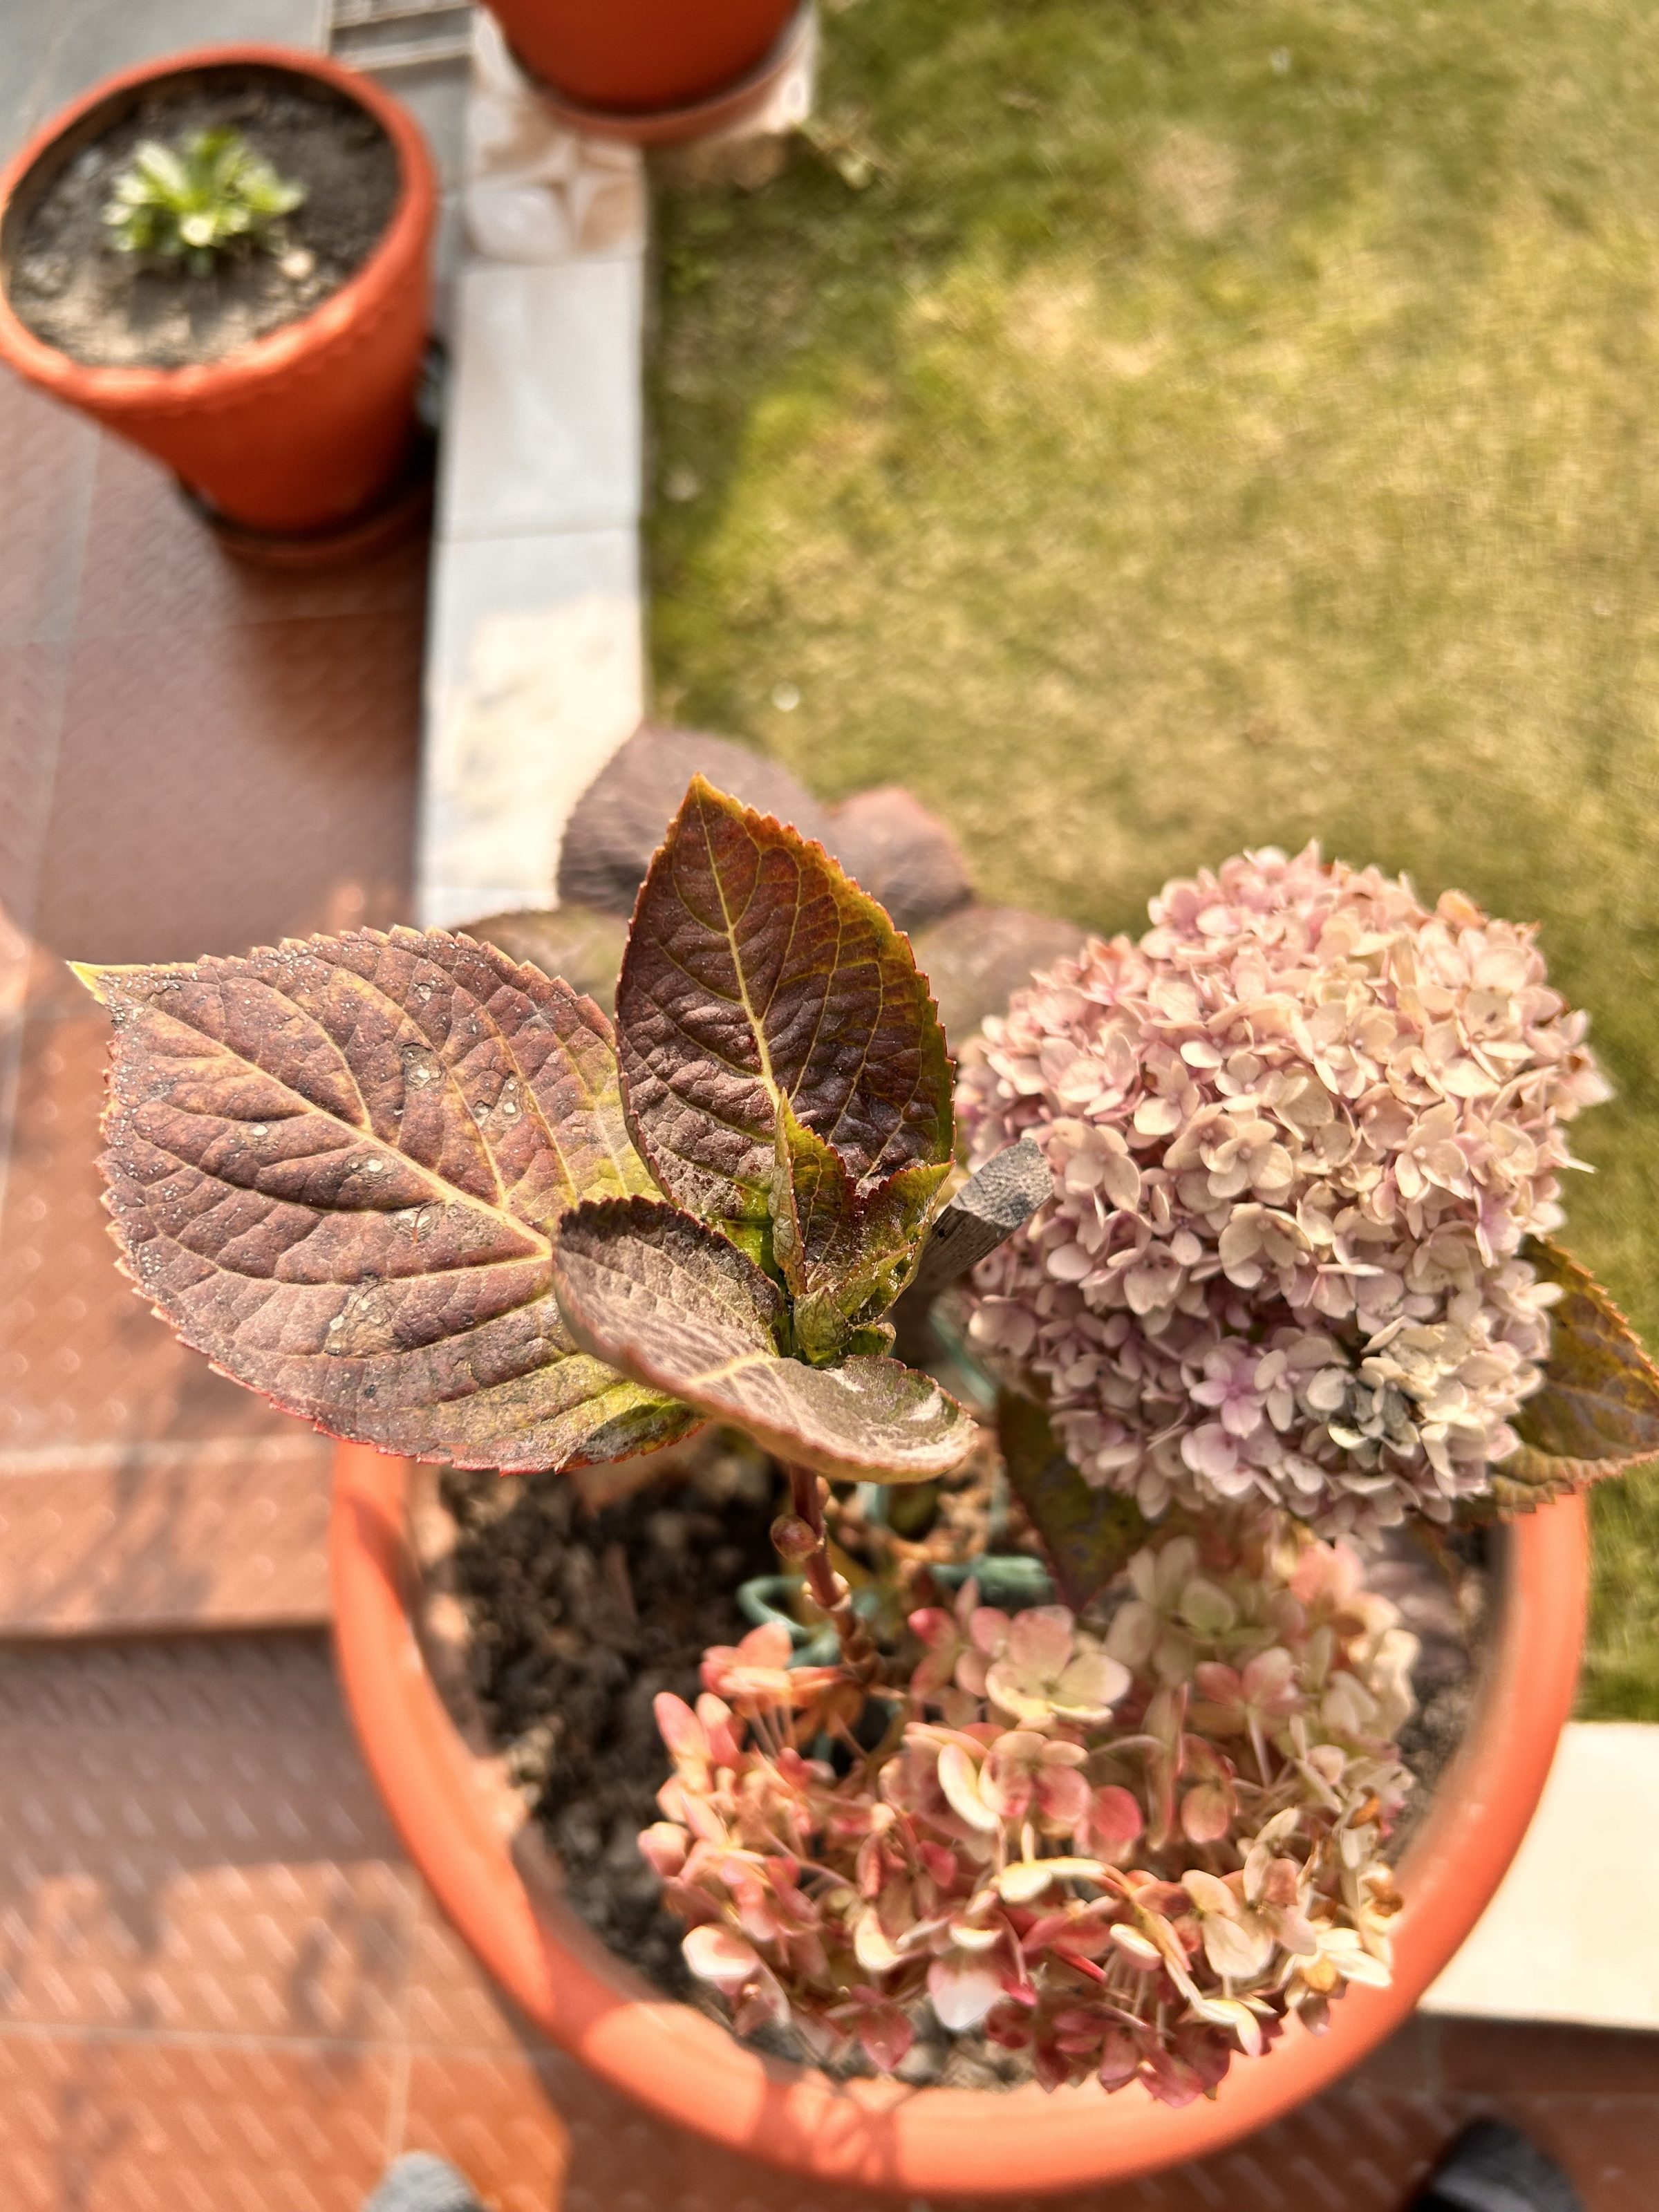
<box><xmin>738</xmin><ymin>1554</ymin><xmax>1054</xmax><ymax>1667</ymax></box>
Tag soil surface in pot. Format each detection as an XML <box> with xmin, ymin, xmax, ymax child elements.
<box><xmin>440</xmin><ymin>1453</ymin><xmax>1488</xmax><ymax>2088</ymax></box>
<box><xmin>7</xmin><ymin>77</ymin><xmax>399</xmax><ymax>369</ymax></box>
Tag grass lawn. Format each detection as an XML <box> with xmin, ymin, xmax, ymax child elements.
<box><xmin>646</xmin><ymin>0</ymin><xmax>1659</xmax><ymax>1716</ymax></box>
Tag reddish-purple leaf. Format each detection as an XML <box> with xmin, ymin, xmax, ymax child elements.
<box><xmin>614</xmin><ymin>776</ymin><xmax>953</xmax><ymax>1268</ymax></box>
<box><xmin>79</xmin><ymin>927</ymin><xmax>695</xmax><ymax>1471</ymax></box>
<box><xmin>1496</xmin><ymin>1239</ymin><xmax>1659</xmax><ymax>1508</ymax></box>
<box><xmin>552</xmin><ymin>1197</ymin><xmax>977</xmax><ymax>1482</ymax></box>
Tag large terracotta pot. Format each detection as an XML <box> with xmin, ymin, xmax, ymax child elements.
<box><xmin>487</xmin><ymin>0</ymin><xmax>806</xmax><ymax>144</ymax></box>
<box><xmin>0</xmin><ymin>48</ymin><xmax>436</xmax><ymax>536</ymax></box>
<box><xmin>332</xmin><ymin>1441</ymin><xmax>1587</xmax><ymax>2195</ymax></box>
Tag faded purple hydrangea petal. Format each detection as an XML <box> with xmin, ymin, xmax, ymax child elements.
<box><xmin>957</xmin><ymin>845</ymin><xmax>1611</xmax><ymax>1531</ymax></box>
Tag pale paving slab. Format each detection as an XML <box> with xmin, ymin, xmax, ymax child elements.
<box><xmin>418</xmin><ymin>19</ymin><xmax>650</xmax><ymax>927</ymax></box>
<box><xmin>462</xmin><ymin>9</ymin><xmax>646</xmax><ymax>265</ymax></box>
<box><xmin>438</xmin><ymin>254</ymin><xmax>644</xmax><ymax>541</ymax></box>
<box><xmin>420</xmin><ymin>529</ymin><xmax>642</xmax><ymax>927</ymax></box>
<box><xmin>418</xmin><ymin>14</ymin><xmax>818</xmax><ymax>930</ymax></box>
<box><xmin>1422</xmin><ymin>1722</ymin><xmax>1659</xmax><ymax>2032</ymax></box>
<box><xmin>1</xmin><ymin>0</ymin><xmax>326</xmax><ymax>164</ymax></box>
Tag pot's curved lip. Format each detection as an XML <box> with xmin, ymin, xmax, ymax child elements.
<box><xmin>330</xmin><ymin>1440</ymin><xmax>1587</xmax><ymax>2195</ymax></box>
<box><xmin>0</xmin><ymin>44</ymin><xmax>436</xmax><ymax>412</ymax></box>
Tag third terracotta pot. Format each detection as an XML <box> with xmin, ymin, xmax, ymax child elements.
<box><xmin>485</xmin><ymin>0</ymin><xmax>807</xmax><ymax>144</ymax></box>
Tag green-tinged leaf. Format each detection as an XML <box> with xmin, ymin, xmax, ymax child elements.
<box><xmin>553</xmin><ymin>1197</ymin><xmax>977</xmax><ymax>1482</ymax></box>
<box><xmin>998</xmin><ymin>1389</ymin><xmax>1148</xmax><ymax>1610</ymax></box>
<box><xmin>78</xmin><ymin>928</ymin><xmax>694</xmax><ymax>1472</ymax></box>
<box><xmin>1494</xmin><ymin>1239</ymin><xmax>1659</xmax><ymax>1510</ymax></box>
<box><xmin>772</xmin><ymin>1100</ymin><xmax>950</xmax><ymax>1362</ymax></box>
<box><xmin>615</xmin><ymin>776</ymin><xmax>954</xmax><ymax>1268</ymax></box>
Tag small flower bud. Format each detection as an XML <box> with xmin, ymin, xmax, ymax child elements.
<box><xmin>770</xmin><ymin>1513</ymin><xmax>818</xmax><ymax>1562</ymax></box>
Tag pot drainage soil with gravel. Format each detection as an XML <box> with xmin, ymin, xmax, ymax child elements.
<box><xmin>7</xmin><ymin>75</ymin><xmax>400</xmax><ymax>369</ymax></box>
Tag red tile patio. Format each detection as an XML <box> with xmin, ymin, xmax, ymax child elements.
<box><xmin>0</xmin><ymin>362</ymin><xmax>1655</xmax><ymax>2212</ymax></box>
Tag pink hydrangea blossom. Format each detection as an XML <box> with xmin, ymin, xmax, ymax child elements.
<box><xmin>644</xmin><ymin>1526</ymin><xmax>1416</xmax><ymax>2103</ymax></box>
<box><xmin>957</xmin><ymin>847</ymin><xmax>1609</xmax><ymax>1527</ymax></box>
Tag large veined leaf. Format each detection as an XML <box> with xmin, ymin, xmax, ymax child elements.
<box><xmin>615</xmin><ymin>776</ymin><xmax>954</xmax><ymax>1271</ymax></box>
<box><xmin>998</xmin><ymin>1390</ymin><xmax>1148</xmax><ymax>1610</ymax></box>
<box><xmin>79</xmin><ymin>927</ymin><xmax>695</xmax><ymax>1471</ymax></box>
<box><xmin>1494</xmin><ymin>1239</ymin><xmax>1659</xmax><ymax>1509</ymax></box>
<box><xmin>552</xmin><ymin>1196</ymin><xmax>976</xmax><ymax>1482</ymax></box>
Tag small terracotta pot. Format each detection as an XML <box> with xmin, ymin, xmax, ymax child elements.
<box><xmin>331</xmin><ymin>1441</ymin><xmax>1586</xmax><ymax>2195</ymax></box>
<box><xmin>0</xmin><ymin>48</ymin><xmax>436</xmax><ymax>536</ymax></box>
<box><xmin>486</xmin><ymin>0</ymin><xmax>803</xmax><ymax>142</ymax></box>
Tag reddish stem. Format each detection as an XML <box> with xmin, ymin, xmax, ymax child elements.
<box><xmin>781</xmin><ymin>1463</ymin><xmax>879</xmax><ymax>1684</ymax></box>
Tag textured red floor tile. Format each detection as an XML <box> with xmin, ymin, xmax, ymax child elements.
<box><xmin>31</xmin><ymin>610</ymin><xmax>421</xmax><ymax>980</ymax></box>
<box><xmin>1458</xmin><ymin>2094</ymin><xmax>1659</xmax><ymax>2212</ymax></box>
<box><xmin>404</xmin><ymin>1895</ymin><xmax>550</xmax><ymax>2058</ymax></box>
<box><xmin>0</xmin><ymin>1450</ymin><xmax>331</xmax><ymax>1635</ymax></box>
<box><xmin>1438</xmin><ymin>2016</ymin><xmax>1659</xmax><ymax>2096</ymax></box>
<box><xmin>1</xmin><ymin>905</ymin><xmax>33</xmax><ymax>1026</ymax></box>
<box><xmin>73</xmin><ymin>436</ymin><xmax>429</xmax><ymax>642</ymax></box>
<box><xmin>0</xmin><ymin>641</ymin><xmax>71</xmax><ymax>971</ymax></box>
<box><xmin>402</xmin><ymin>2051</ymin><xmax>572</xmax><ymax>2212</ymax></box>
<box><xmin>0</xmin><ymin>1011</ymin><xmax>321</xmax><ymax>1456</ymax></box>
<box><xmin>1342</xmin><ymin>2012</ymin><xmax>1442</xmax><ymax>2094</ymax></box>
<box><xmin>0</xmin><ymin>1637</ymin><xmax>418</xmax><ymax>2041</ymax></box>
<box><xmin>0</xmin><ymin>379</ymin><xmax>97</xmax><ymax>650</ymax></box>
<box><xmin>0</xmin><ymin>2032</ymin><xmax>395</xmax><ymax>2212</ymax></box>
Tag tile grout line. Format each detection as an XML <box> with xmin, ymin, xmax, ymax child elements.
<box><xmin>0</xmin><ymin>1436</ymin><xmax>330</xmax><ymax>1476</ymax></box>
<box><xmin>0</xmin><ymin>2018</ymin><xmax>563</xmax><ymax>2063</ymax></box>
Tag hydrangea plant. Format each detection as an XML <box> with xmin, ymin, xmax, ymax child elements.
<box><xmin>648</xmin><ymin>1521</ymin><xmax>1415</xmax><ymax>2103</ymax></box>
<box><xmin>104</xmin><ymin>128</ymin><xmax>306</xmax><ymax>274</ymax></box>
<box><xmin>78</xmin><ymin>782</ymin><xmax>1659</xmax><ymax>2102</ymax></box>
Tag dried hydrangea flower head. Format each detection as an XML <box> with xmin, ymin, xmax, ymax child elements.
<box><xmin>648</xmin><ymin>1524</ymin><xmax>1416</xmax><ymax>2105</ymax></box>
<box><xmin>957</xmin><ymin>846</ymin><xmax>1611</xmax><ymax>1528</ymax></box>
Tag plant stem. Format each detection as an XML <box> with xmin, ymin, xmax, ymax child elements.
<box><xmin>782</xmin><ymin>1463</ymin><xmax>879</xmax><ymax>1684</ymax></box>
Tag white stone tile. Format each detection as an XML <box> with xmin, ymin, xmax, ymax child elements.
<box><xmin>35</xmin><ymin>0</ymin><xmax>327</xmax><ymax>126</ymax></box>
<box><xmin>438</xmin><ymin>258</ymin><xmax>643</xmax><ymax>541</ymax></box>
<box><xmin>419</xmin><ymin>530</ymin><xmax>641</xmax><ymax>928</ymax></box>
<box><xmin>464</xmin><ymin>11</ymin><xmax>647</xmax><ymax>265</ymax></box>
<box><xmin>1421</xmin><ymin>1721</ymin><xmax>1659</xmax><ymax>2030</ymax></box>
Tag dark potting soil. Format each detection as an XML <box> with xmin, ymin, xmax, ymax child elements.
<box><xmin>441</xmin><ymin>1445</ymin><xmax>785</xmax><ymax>2006</ymax></box>
<box><xmin>1379</xmin><ymin>1521</ymin><xmax>1491</xmax><ymax>1859</ymax></box>
<box><xmin>440</xmin><ymin>1461</ymin><xmax>1486</xmax><ymax>2089</ymax></box>
<box><xmin>7</xmin><ymin>78</ymin><xmax>400</xmax><ymax>368</ymax></box>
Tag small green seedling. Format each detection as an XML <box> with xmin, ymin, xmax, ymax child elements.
<box><xmin>103</xmin><ymin>128</ymin><xmax>305</xmax><ymax>274</ymax></box>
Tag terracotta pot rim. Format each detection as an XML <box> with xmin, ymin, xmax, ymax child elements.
<box><xmin>330</xmin><ymin>1442</ymin><xmax>1587</xmax><ymax>2195</ymax></box>
<box><xmin>0</xmin><ymin>45</ymin><xmax>435</xmax><ymax>415</ymax></box>
<box><xmin>503</xmin><ymin>0</ymin><xmax>814</xmax><ymax>147</ymax></box>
